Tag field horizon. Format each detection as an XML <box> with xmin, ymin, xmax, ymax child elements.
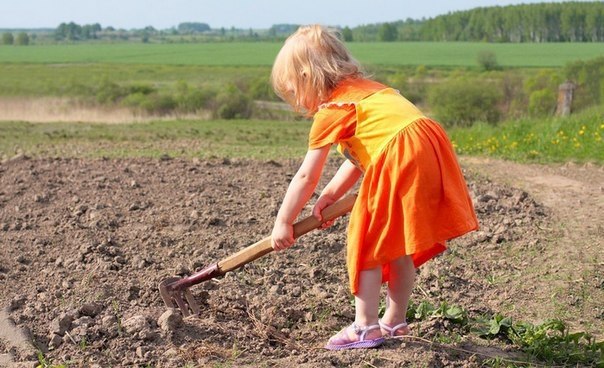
<box><xmin>1</xmin><ymin>42</ymin><xmax>602</xmax><ymax>67</ymax></box>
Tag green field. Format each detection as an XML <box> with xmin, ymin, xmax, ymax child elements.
<box><xmin>0</xmin><ymin>42</ymin><xmax>602</xmax><ymax>67</ymax></box>
<box><xmin>0</xmin><ymin>63</ymin><xmax>269</xmax><ymax>96</ymax></box>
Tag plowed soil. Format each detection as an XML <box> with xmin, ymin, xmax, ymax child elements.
<box><xmin>0</xmin><ymin>155</ymin><xmax>602</xmax><ymax>367</ymax></box>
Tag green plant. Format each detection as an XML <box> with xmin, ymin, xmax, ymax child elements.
<box><xmin>2</xmin><ymin>32</ymin><xmax>14</xmax><ymax>45</ymax></box>
<box><xmin>215</xmin><ymin>84</ymin><xmax>252</xmax><ymax>119</ymax></box>
<box><xmin>79</xmin><ymin>336</ymin><xmax>88</xmax><ymax>351</ymax></box>
<box><xmin>510</xmin><ymin>320</ymin><xmax>603</xmax><ymax>366</ymax></box>
<box><xmin>36</xmin><ymin>351</ymin><xmax>68</xmax><ymax>368</ymax></box>
<box><xmin>528</xmin><ymin>88</ymin><xmax>556</xmax><ymax>116</ymax></box>
<box><xmin>477</xmin><ymin>50</ymin><xmax>499</xmax><ymax>71</ymax></box>
<box><xmin>95</xmin><ymin>78</ymin><xmax>126</xmax><ymax>104</ymax></box>
<box><xmin>174</xmin><ymin>81</ymin><xmax>215</xmax><ymax>112</ymax></box>
<box><xmin>405</xmin><ymin>300</ymin><xmax>603</xmax><ymax>366</ymax></box>
<box><xmin>112</xmin><ymin>299</ymin><xmax>122</xmax><ymax>335</ymax></box>
<box><xmin>428</xmin><ymin>77</ymin><xmax>502</xmax><ymax>126</ymax></box>
<box><xmin>564</xmin><ymin>56</ymin><xmax>604</xmax><ymax>111</ymax></box>
<box><xmin>473</xmin><ymin>314</ymin><xmax>513</xmax><ymax>339</ymax></box>
<box><xmin>248</xmin><ymin>77</ymin><xmax>275</xmax><ymax>101</ymax></box>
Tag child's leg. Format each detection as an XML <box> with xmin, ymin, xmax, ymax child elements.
<box><xmin>382</xmin><ymin>255</ymin><xmax>415</xmax><ymax>328</ymax></box>
<box><xmin>326</xmin><ymin>266</ymin><xmax>383</xmax><ymax>347</ymax></box>
<box><xmin>354</xmin><ymin>266</ymin><xmax>382</xmax><ymax>327</ymax></box>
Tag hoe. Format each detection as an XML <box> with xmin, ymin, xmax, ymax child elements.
<box><xmin>159</xmin><ymin>194</ymin><xmax>356</xmax><ymax>316</ymax></box>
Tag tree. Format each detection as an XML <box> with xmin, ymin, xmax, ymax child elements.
<box><xmin>177</xmin><ymin>22</ymin><xmax>210</xmax><ymax>34</ymax></box>
<box><xmin>2</xmin><ymin>32</ymin><xmax>14</xmax><ymax>45</ymax></box>
<box><xmin>378</xmin><ymin>23</ymin><xmax>398</xmax><ymax>41</ymax></box>
<box><xmin>342</xmin><ymin>26</ymin><xmax>353</xmax><ymax>42</ymax></box>
<box><xmin>55</xmin><ymin>22</ymin><xmax>82</xmax><ymax>41</ymax></box>
<box><xmin>477</xmin><ymin>50</ymin><xmax>499</xmax><ymax>71</ymax></box>
<box><xmin>15</xmin><ymin>32</ymin><xmax>29</xmax><ymax>45</ymax></box>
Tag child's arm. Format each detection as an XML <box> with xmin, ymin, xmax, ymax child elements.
<box><xmin>312</xmin><ymin>160</ymin><xmax>362</xmax><ymax>223</ymax></box>
<box><xmin>271</xmin><ymin>145</ymin><xmax>331</xmax><ymax>251</ymax></box>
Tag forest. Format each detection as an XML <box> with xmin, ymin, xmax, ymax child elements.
<box><xmin>352</xmin><ymin>2</ymin><xmax>604</xmax><ymax>42</ymax></box>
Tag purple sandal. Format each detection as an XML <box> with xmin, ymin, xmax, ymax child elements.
<box><xmin>379</xmin><ymin>319</ymin><xmax>410</xmax><ymax>337</ymax></box>
<box><xmin>324</xmin><ymin>322</ymin><xmax>385</xmax><ymax>350</ymax></box>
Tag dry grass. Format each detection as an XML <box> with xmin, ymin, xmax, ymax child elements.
<box><xmin>0</xmin><ymin>97</ymin><xmax>209</xmax><ymax>124</ymax></box>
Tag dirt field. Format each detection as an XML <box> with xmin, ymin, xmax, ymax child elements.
<box><xmin>0</xmin><ymin>155</ymin><xmax>602</xmax><ymax>367</ymax></box>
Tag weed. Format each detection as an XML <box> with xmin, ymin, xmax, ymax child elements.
<box><xmin>79</xmin><ymin>335</ymin><xmax>88</xmax><ymax>351</ymax></box>
<box><xmin>111</xmin><ymin>299</ymin><xmax>123</xmax><ymax>335</ymax></box>
<box><xmin>406</xmin><ymin>300</ymin><xmax>603</xmax><ymax>366</ymax></box>
<box><xmin>36</xmin><ymin>351</ymin><xmax>68</xmax><ymax>368</ymax></box>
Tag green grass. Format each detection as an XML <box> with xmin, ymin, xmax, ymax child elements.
<box><xmin>1</xmin><ymin>42</ymin><xmax>602</xmax><ymax>67</ymax></box>
<box><xmin>449</xmin><ymin>105</ymin><xmax>604</xmax><ymax>163</ymax></box>
<box><xmin>0</xmin><ymin>119</ymin><xmax>311</xmax><ymax>160</ymax></box>
<box><xmin>1</xmin><ymin>105</ymin><xmax>602</xmax><ymax>163</ymax></box>
<box><xmin>2</xmin><ymin>106</ymin><xmax>603</xmax><ymax>163</ymax></box>
<box><xmin>0</xmin><ymin>63</ymin><xmax>269</xmax><ymax>97</ymax></box>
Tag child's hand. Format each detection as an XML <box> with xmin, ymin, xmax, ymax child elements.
<box><xmin>271</xmin><ymin>221</ymin><xmax>295</xmax><ymax>251</ymax></box>
<box><xmin>313</xmin><ymin>195</ymin><xmax>336</xmax><ymax>229</ymax></box>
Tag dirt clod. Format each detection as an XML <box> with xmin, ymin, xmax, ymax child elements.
<box><xmin>158</xmin><ymin>309</ymin><xmax>183</xmax><ymax>332</ymax></box>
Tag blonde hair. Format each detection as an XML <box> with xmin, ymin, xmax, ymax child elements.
<box><xmin>271</xmin><ymin>24</ymin><xmax>363</xmax><ymax>115</ymax></box>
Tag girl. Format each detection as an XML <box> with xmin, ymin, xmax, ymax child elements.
<box><xmin>270</xmin><ymin>25</ymin><xmax>478</xmax><ymax>350</ymax></box>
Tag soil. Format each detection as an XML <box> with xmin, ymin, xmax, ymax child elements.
<box><xmin>0</xmin><ymin>155</ymin><xmax>602</xmax><ymax>367</ymax></box>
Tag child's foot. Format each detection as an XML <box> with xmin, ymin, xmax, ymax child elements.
<box><xmin>324</xmin><ymin>322</ymin><xmax>385</xmax><ymax>350</ymax></box>
<box><xmin>378</xmin><ymin>319</ymin><xmax>410</xmax><ymax>337</ymax></box>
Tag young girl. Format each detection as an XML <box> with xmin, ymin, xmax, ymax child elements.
<box><xmin>270</xmin><ymin>25</ymin><xmax>478</xmax><ymax>350</ymax></box>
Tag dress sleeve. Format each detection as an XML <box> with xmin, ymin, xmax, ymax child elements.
<box><xmin>308</xmin><ymin>104</ymin><xmax>356</xmax><ymax>150</ymax></box>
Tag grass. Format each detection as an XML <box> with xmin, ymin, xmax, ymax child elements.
<box><xmin>0</xmin><ymin>119</ymin><xmax>311</xmax><ymax>160</ymax></box>
<box><xmin>449</xmin><ymin>105</ymin><xmax>604</xmax><ymax>164</ymax></box>
<box><xmin>1</xmin><ymin>106</ymin><xmax>602</xmax><ymax>164</ymax></box>
<box><xmin>0</xmin><ymin>63</ymin><xmax>269</xmax><ymax>97</ymax></box>
<box><xmin>1</xmin><ymin>42</ymin><xmax>602</xmax><ymax>67</ymax></box>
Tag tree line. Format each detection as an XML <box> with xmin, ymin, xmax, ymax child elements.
<box><xmin>2</xmin><ymin>2</ymin><xmax>603</xmax><ymax>45</ymax></box>
<box><xmin>353</xmin><ymin>2</ymin><xmax>604</xmax><ymax>42</ymax></box>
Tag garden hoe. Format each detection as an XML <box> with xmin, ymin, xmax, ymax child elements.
<box><xmin>159</xmin><ymin>193</ymin><xmax>357</xmax><ymax>317</ymax></box>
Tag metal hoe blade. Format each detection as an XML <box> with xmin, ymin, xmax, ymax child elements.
<box><xmin>158</xmin><ymin>277</ymin><xmax>201</xmax><ymax>317</ymax></box>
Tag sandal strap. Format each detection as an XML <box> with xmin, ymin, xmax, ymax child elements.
<box><xmin>352</xmin><ymin>322</ymin><xmax>381</xmax><ymax>341</ymax></box>
<box><xmin>378</xmin><ymin>320</ymin><xmax>408</xmax><ymax>336</ymax></box>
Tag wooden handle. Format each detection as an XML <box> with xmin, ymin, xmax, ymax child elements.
<box><xmin>217</xmin><ymin>193</ymin><xmax>356</xmax><ymax>273</ymax></box>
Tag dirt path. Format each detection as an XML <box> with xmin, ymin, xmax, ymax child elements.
<box><xmin>460</xmin><ymin>156</ymin><xmax>604</xmax><ymax>337</ymax></box>
<box><xmin>0</xmin><ymin>155</ymin><xmax>602</xmax><ymax>367</ymax></box>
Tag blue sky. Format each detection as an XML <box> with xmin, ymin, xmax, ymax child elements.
<box><xmin>2</xmin><ymin>0</ymin><xmax>576</xmax><ymax>30</ymax></box>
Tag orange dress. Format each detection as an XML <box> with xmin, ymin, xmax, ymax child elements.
<box><xmin>309</xmin><ymin>78</ymin><xmax>479</xmax><ymax>294</ymax></box>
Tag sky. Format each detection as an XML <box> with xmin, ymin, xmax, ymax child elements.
<box><xmin>1</xmin><ymin>0</ymin><xmax>577</xmax><ymax>30</ymax></box>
